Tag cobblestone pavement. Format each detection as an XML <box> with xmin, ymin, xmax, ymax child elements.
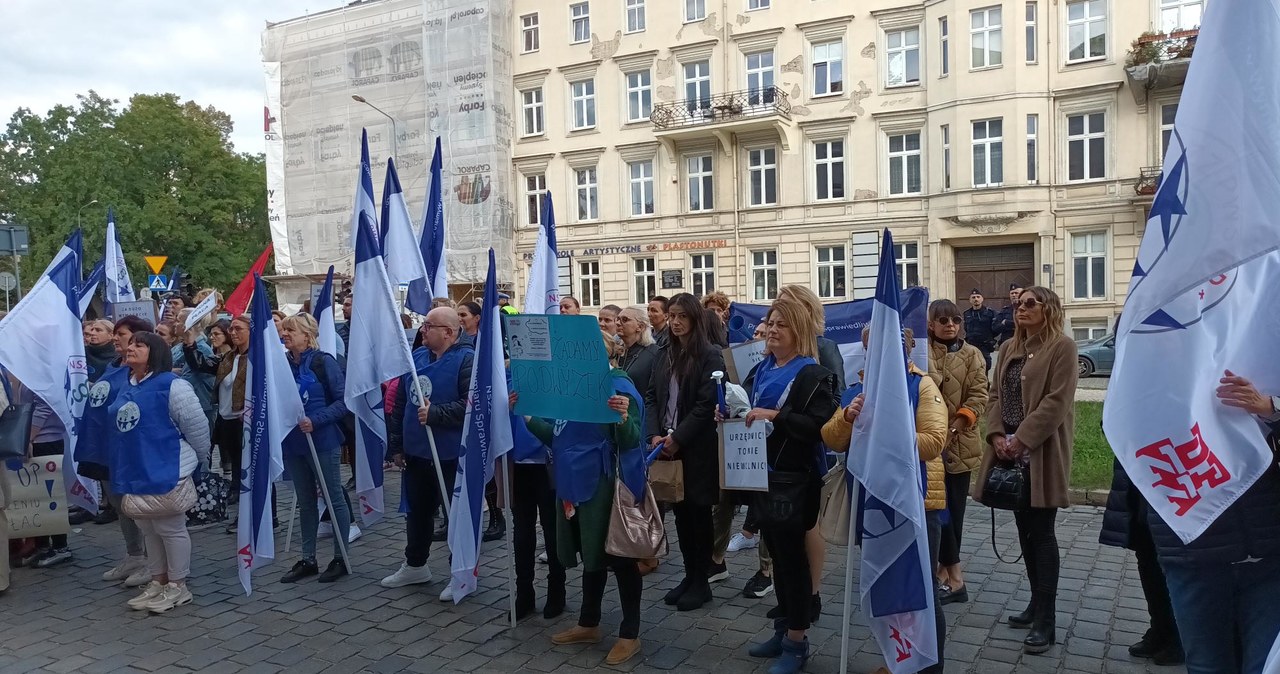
<box><xmin>0</xmin><ymin>471</ymin><xmax>1184</xmax><ymax>674</ymax></box>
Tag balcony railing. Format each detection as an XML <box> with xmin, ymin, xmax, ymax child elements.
<box><xmin>651</xmin><ymin>86</ymin><xmax>791</xmax><ymax>130</ymax></box>
<box><xmin>1135</xmin><ymin>166</ymin><xmax>1163</xmax><ymax>196</ymax></box>
<box><xmin>1126</xmin><ymin>28</ymin><xmax>1198</xmax><ymax>68</ymax></box>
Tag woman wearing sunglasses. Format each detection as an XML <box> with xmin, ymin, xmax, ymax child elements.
<box><xmin>972</xmin><ymin>287</ymin><xmax>1077</xmax><ymax>655</ymax></box>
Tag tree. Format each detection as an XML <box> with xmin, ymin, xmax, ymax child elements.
<box><xmin>0</xmin><ymin>92</ymin><xmax>269</xmax><ymax>295</ymax></box>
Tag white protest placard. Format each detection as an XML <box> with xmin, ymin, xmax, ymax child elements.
<box><xmin>5</xmin><ymin>456</ymin><xmax>71</xmax><ymax>537</ymax></box>
<box><xmin>722</xmin><ymin>339</ymin><xmax>767</xmax><ymax>385</ymax></box>
<box><xmin>718</xmin><ymin>418</ymin><xmax>768</xmax><ymax>492</ymax></box>
<box><xmin>184</xmin><ymin>291</ymin><xmax>219</xmax><ymax>330</ymax></box>
<box><xmin>111</xmin><ymin>300</ymin><xmax>158</xmax><ymax>325</ymax></box>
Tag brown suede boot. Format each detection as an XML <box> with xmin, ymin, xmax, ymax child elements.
<box><xmin>551</xmin><ymin>625</ymin><xmax>602</xmax><ymax>645</ymax></box>
<box><xmin>606</xmin><ymin>638</ymin><xmax>642</xmax><ymax>665</ymax></box>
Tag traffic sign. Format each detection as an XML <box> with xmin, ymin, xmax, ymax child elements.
<box><xmin>148</xmin><ymin>274</ymin><xmax>168</xmax><ymax>291</ymax></box>
<box><xmin>144</xmin><ymin>256</ymin><xmax>168</xmax><ymax>275</ymax></box>
<box><xmin>0</xmin><ymin>272</ymin><xmax>15</xmax><ymax>291</ymax></box>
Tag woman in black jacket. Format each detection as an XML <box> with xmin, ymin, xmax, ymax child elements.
<box><xmin>645</xmin><ymin>293</ymin><xmax>725</xmax><ymax>612</ymax></box>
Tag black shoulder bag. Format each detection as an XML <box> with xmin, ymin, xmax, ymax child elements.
<box><xmin>984</xmin><ymin>459</ymin><xmax>1030</xmax><ymax>563</ymax></box>
<box><xmin>0</xmin><ymin>370</ymin><xmax>34</xmax><ymax>461</ymax></box>
<box><xmin>753</xmin><ymin>376</ymin><xmax>821</xmax><ymax>530</ymax></box>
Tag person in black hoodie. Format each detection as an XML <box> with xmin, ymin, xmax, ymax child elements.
<box><xmin>83</xmin><ymin>319</ymin><xmax>118</xmax><ymax>384</ymax></box>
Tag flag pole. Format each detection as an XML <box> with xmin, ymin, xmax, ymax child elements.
<box><xmin>839</xmin><ymin>483</ymin><xmax>857</xmax><ymax>674</ymax></box>
<box><xmin>500</xmin><ymin>454</ymin><xmax>517</xmax><ymax>629</ymax></box>
<box><xmin>410</xmin><ymin>375</ymin><xmax>452</xmax><ymax>518</ymax></box>
<box><xmin>307</xmin><ymin>433</ymin><xmax>353</xmax><ymax>573</ymax></box>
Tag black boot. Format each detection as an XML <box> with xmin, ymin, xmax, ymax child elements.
<box><xmin>1023</xmin><ymin>595</ymin><xmax>1056</xmax><ymax>654</ymax></box>
<box><xmin>1007</xmin><ymin>599</ymin><xmax>1036</xmax><ymax>628</ymax></box>
<box><xmin>543</xmin><ymin>575</ymin><xmax>566</xmax><ymax>619</ymax></box>
<box><xmin>482</xmin><ymin>509</ymin><xmax>506</xmax><ymax>543</ymax></box>
<box><xmin>676</xmin><ymin>578</ymin><xmax>712</xmax><ymax>611</ymax></box>
<box><xmin>515</xmin><ymin>584</ymin><xmax>536</xmax><ymax>621</ymax></box>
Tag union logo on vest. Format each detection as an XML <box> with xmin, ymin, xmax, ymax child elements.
<box><xmin>115</xmin><ymin>401</ymin><xmax>141</xmax><ymax>433</ymax></box>
<box><xmin>89</xmin><ymin>381</ymin><xmax>111</xmax><ymax>408</ymax></box>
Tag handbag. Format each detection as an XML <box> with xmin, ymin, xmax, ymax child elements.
<box><xmin>818</xmin><ymin>456</ymin><xmax>852</xmax><ymax>545</ymax></box>
<box><xmin>0</xmin><ymin>372</ymin><xmax>34</xmax><ymax>461</ymax></box>
<box><xmin>122</xmin><ymin>476</ymin><xmax>198</xmax><ymax>520</ymax></box>
<box><xmin>186</xmin><ymin>471</ymin><xmax>230</xmax><ymax>527</ymax></box>
<box><xmin>647</xmin><ymin>459</ymin><xmax>685</xmax><ymax>503</ymax></box>
<box><xmin>752</xmin><ymin>380</ymin><xmax>822</xmax><ymax>530</ymax></box>
<box><xmin>605</xmin><ymin>476</ymin><xmax>668</xmax><ymax>559</ymax></box>
<box><xmin>983</xmin><ymin>460</ymin><xmax>1031</xmax><ymax>512</ymax></box>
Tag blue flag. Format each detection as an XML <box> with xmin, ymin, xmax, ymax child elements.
<box><xmin>80</xmin><ymin>258</ymin><xmax>104</xmax><ymax>318</ymax></box>
<box><xmin>523</xmin><ymin>192</ymin><xmax>560</xmax><ymax>315</ymax></box>
<box><xmin>380</xmin><ymin>157</ymin><xmax>429</xmax><ymax>289</ymax></box>
<box><xmin>406</xmin><ymin>136</ymin><xmax>447</xmax><ymax>314</ymax></box>
<box><xmin>314</xmin><ymin>265</ymin><xmax>339</xmax><ymax>358</ymax></box>
<box><xmin>104</xmin><ymin>208</ymin><xmax>135</xmax><ymax>306</ymax></box>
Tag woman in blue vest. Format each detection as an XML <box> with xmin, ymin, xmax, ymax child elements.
<box><xmin>276</xmin><ymin>314</ymin><xmax>351</xmax><ymax>584</ymax></box>
<box><xmin>522</xmin><ymin>331</ymin><xmax>646</xmax><ymax>666</ymax></box>
<box><xmin>110</xmin><ymin>331</ymin><xmax>210</xmax><ymax>614</ymax></box>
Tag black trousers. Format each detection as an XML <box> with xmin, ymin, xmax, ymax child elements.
<box><xmin>512</xmin><ymin>463</ymin><xmax>565</xmax><ymax>601</ymax></box>
<box><xmin>1131</xmin><ymin>516</ymin><xmax>1181</xmax><ymax>646</ymax></box>
<box><xmin>672</xmin><ymin>501</ymin><xmax>713</xmax><ymax>582</ymax></box>
<box><xmin>763</xmin><ymin>522</ymin><xmax>811</xmax><ymax>631</ymax></box>
<box><xmin>216</xmin><ymin>416</ymin><xmax>277</xmax><ymax>518</ymax></box>
<box><xmin>1014</xmin><ymin>507</ymin><xmax>1060</xmax><ymax>606</ymax></box>
<box><xmin>579</xmin><ymin>559</ymin><xmax>643</xmax><ymax>638</ymax></box>
<box><xmin>404</xmin><ymin>456</ymin><xmax>457</xmax><ymax>567</ymax></box>
<box><xmin>922</xmin><ymin>511</ymin><xmax>946</xmax><ymax>674</ymax></box>
<box><xmin>31</xmin><ymin>440</ymin><xmax>68</xmax><ymax>550</ymax></box>
<box><xmin>938</xmin><ymin>471</ymin><xmax>971</xmax><ymax>567</ymax></box>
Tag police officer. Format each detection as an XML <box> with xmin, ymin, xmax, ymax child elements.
<box><xmin>962</xmin><ymin>289</ymin><xmax>997</xmax><ymax>370</ymax></box>
<box><xmin>992</xmin><ymin>283</ymin><xmax>1022</xmax><ymax>347</ymax></box>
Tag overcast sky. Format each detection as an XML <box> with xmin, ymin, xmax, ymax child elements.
<box><xmin>0</xmin><ymin>0</ymin><xmax>329</xmax><ymax>154</ymax></box>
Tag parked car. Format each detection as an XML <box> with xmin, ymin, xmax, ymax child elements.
<box><xmin>1076</xmin><ymin>333</ymin><xmax>1115</xmax><ymax>378</ymax></box>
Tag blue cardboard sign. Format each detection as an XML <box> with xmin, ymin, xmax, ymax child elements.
<box><xmin>507</xmin><ymin>315</ymin><xmax>620</xmax><ymax>424</ymax></box>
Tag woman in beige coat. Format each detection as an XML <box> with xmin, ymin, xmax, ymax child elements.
<box><xmin>972</xmin><ymin>286</ymin><xmax>1077</xmax><ymax>655</ymax></box>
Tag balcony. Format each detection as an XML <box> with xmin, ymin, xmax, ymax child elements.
<box><xmin>1125</xmin><ymin>29</ymin><xmax>1197</xmax><ymax>104</ymax></box>
<box><xmin>1134</xmin><ymin>166</ymin><xmax>1163</xmax><ymax>197</ymax></box>
<box><xmin>650</xmin><ymin>86</ymin><xmax>793</xmax><ymax>156</ymax></box>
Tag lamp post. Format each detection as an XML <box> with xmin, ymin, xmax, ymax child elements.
<box><xmin>77</xmin><ymin>199</ymin><xmax>98</xmax><ymax>229</ymax></box>
<box><xmin>351</xmin><ymin>94</ymin><xmax>399</xmax><ymax>159</ymax></box>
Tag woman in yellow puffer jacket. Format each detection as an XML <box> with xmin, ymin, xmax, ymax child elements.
<box><xmin>927</xmin><ymin>299</ymin><xmax>989</xmax><ymax>605</ymax></box>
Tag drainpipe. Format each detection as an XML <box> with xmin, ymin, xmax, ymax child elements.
<box><xmin>721</xmin><ymin>0</ymin><xmax>744</xmax><ymax>300</ymax></box>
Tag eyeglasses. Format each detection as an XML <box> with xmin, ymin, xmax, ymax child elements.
<box><xmin>227</xmin><ymin>326</ymin><xmax>246</xmax><ymax>333</ymax></box>
<box><xmin>421</xmin><ymin>323</ymin><xmax>451</xmax><ymax>331</ymax></box>
<box><xmin>933</xmin><ymin>316</ymin><xmax>962</xmax><ymax>326</ymax></box>
<box><xmin>1015</xmin><ymin>298</ymin><xmax>1044</xmax><ymax>310</ymax></box>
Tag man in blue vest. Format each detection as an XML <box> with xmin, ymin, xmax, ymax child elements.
<box><xmin>381</xmin><ymin>306</ymin><xmax>475</xmax><ymax>599</ymax></box>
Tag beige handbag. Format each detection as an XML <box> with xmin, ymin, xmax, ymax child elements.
<box><xmin>605</xmin><ymin>478</ymin><xmax>668</xmax><ymax>559</ymax></box>
<box><xmin>647</xmin><ymin>459</ymin><xmax>685</xmax><ymax>503</ymax></box>
<box><xmin>818</xmin><ymin>458</ymin><xmax>852</xmax><ymax>546</ymax></box>
<box><xmin>121</xmin><ymin>477</ymin><xmax>198</xmax><ymax>520</ymax></box>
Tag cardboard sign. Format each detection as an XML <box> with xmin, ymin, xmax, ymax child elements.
<box><xmin>722</xmin><ymin>339</ymin><xmax>767</xmax><ymax>385</ymax></box>
<box><xmin>5</xmin><ymin>457</ymin><xmax>71</xmax><ymax>537</ymax></box>
<box><xmin>111</xmin><ymin>300</ymin><xmax>158</xmax><ymax>325</ymax></box>
<box><xmin>507</xmin><ymin>314</ymin><xmax>619</xmax><ymax>424</ymax></box>
<box><xmin>718</xmin><ymin>419</ymin><xmax>768</xmax><ymax>492</ymax></box>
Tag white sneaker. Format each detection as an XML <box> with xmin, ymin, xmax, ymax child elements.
<box><xmin>439</xmin><ymin>583</ymin><xmax>453</xmax><ymax>602</ymax></box>
<box><xmin>127</xmin><ymin>581</ymin><xmax>164</xmax><ymax>610</ymax></box>
<box><xmin>144</xmin><ymin>583</ymin><xmax>193</xmax><ymax>614</ymax></box>
<box><xmin>727</xmin><ymin>532</ymin><xmax>759</xmax><ymax>553</ymax></box>
<box><xmin>317</xmin><ymin>522</ymin><xmax>334</xmax><ymax>539</ymax></box>
<box><xmin>348</xmin><ymin>525</ymin><xmax>362</xmax><ymax>543</ymax></box>
<box><xmin>103</xmin><ymin>556</ymin><xmax>146</xmax><ymax>582</ymax></box>
<box><xmin>380</xmin><ymin>562</ymin><xmax>433</xmax><ymax>588</ymax></box>
<box><xmin>124</xmin><ymin>567</ymin><xmax>151</xmax><ymax>588</ymax></box>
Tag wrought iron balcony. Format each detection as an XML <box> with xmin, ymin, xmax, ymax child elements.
<box><xmin>1125</xmin><ymin>29</ymin><xmax>1197</xmax><ymax>103</ymax></box>
<box><xmin>1134</xmin><ymin>166</ymin><xmax>1163</xmax><ymax>197</ymax></box>
<box><xmin>651</xmin><ymin>87</ymin><xmax>791</xmax><ymax>130</ymax></box>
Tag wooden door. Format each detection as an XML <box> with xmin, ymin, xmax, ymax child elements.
<box><xmin>954</xmin><ymin>244</ymin><xmax>1035</xmax><ymax>310</ymax></box>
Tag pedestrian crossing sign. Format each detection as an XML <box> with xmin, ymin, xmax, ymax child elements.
<box><xmin>148</xmin><ymin>274</ymin><xmax>168</xmax><ymax>291</ymax></box>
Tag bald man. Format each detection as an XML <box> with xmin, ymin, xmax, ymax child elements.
<box><xmin>382</xmin><ymin>307</ymin><xmax>475</xmax><ymax>598</ymax></box>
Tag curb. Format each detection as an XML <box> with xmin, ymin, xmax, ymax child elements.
<box><xmin>1068</xmin><ymin>487</ymin><xmax>1111</xmax><ymax>507</ymax></box>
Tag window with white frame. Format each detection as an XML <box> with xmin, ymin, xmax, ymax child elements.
<box><xmin>625</xmin><ymin>0</ymin><xmax>646</xmax><ymax>33</ymax></box>
<box><xmin>576</xmin><ymin>167</ymin><xmax>598</xmax><ymax>220</ymax></box>
<box><xmin>940</xmin><ymin>17</ymin><xmax>950</xmax><ymax>76</ymax></box>
<box><xmin>687</xmin><ymin>155</ymin><xmax>714</xmax><ymax>212</ymax></box>
<box><xmin>521</xmin><ymin>13</ymin><xmax>540</xmax><ymax>53</ymax></box>
<box><xmin>578</xmin><ymin>260</ymin><xmax>601</xmax><ymax>306</ymax></box>
<box><xmin>814</xmin><ymin>140</ymin><xmax>845</xmax><ymax>201</ymax></box>
<box><xmin>972</xmin><ymin>118</ymin><xmax>1004</xmax><ymax>187</ymax></box>
<box><xmin>1066</xmin><ymin>0</ymin><xmax>1107</xmax><ymax>62</ymax></box>
<box><xmin>571</xmin><ymin>2</ymin><xmax>590</xmax><ymax>44</ymax></box>
<box><xmin>570</xmin><ymin>79</ymin><xmax>596</xmax><ymax>130</ymax></box>
<box><xmin>525</xmin><ymin>174</ymin><xmax>546</xmax><ymax>226</ymax></box>
<box><xmin>690</xmin><ymin>253</ymin><xmax>715</xmax><ymax>296</ymax></box>
<box><xmin>814</xmin><ymin>245</ymin><xmax>847</xmax><ymax>299</ymax></box>
<box><xmin>812</xmin><ymin>41</ymin><xmax>844</xmax><ymax>96</ymax></box>
<box><xmin>626</xmin><ymin>70</ymin><xmax>652</xmax><ymax>122</ymax></box>
<box><xmin>629</xmin><ymin>160</ymin><xmax>655</xmax><ymax>216</ymax></box>
<box><xmin>1027</xmin><ymin>114</ymin><xmax>1039</xmax><ymax>183</ymax></box>
<box><xmin>1071</xmin><ymin>231</ymin><xmax>1107</xmax><ymax>300</ymax></box>
<box><xmin>1161</xmin><ymin>0</ymin><xmax>1204</xmax><ymax>32</ymax></box>
<box><xmin>886</xmin><ymin>28</ymin><xmax>921</xmax><ymax>87</ymax></box>
<box><xmin>887</xmin><ymin>132</ymin><xmax>922</xmax><ymax>196</ymax></box>
<box><xmin>1072</xmin><ymin>320</ymin><xmax>1108</xmax><ymax>341</ymax></box>
<box><xmin>941</xmin><ymin>124</ymin><xmax>951</xmax><ymax>190</ymax></box>
<box><xmin>685</xmin><ymin>0</ymin><xmax>705</xmax><ymax>22</ymax></box>
<box><xmin>1067</xmin><ymin>112</ymin><xmax>1106</xmax><ymax>181</ymax></box>
<box><xmin>1025</xmin><ymin>3</ymin><xmax>1038</xmax><ymax>63</ymax></box>
<box><xmin>1161</xmin><ymin>103</ymin><xmax>1178</xmax><ymax>160</ymax></box>
<box><xmin>894</xmin><ymin>241</ymin><xmax>920</xmax><ymax>288</ymax></box>
<box><xmin>748</xmin><ymin>147</ymin><xmax>778</xmax><ymax>206</ymax></box>
<box><xmin>746</xmin><ymin>52</ymin><xmax>775</xmax><ymax>106</ymax></box>
<box><xmin>633</xmin><ymin>257</ymin><xmax>657</xmax><ymax>304</ymax></box>
<box><xmin>749</xmin><ymin>0</ymin><xmax>770</xmax><ymax>9</ymax></box>
<box><xmin>520</xmin><ymin>88</ymin><xmax>544</xmax><ymax>136</ymax></box>
<box><xmin>970</xmin><ymin>6</ymin><xmax>1003</xmax><ymax>69</ymax></box>
<box><xmin>684</xmin><ymin>60</ymin><xmax>712</xmax><ymax>118</ymax></box>
<box><xmin>750</xmin><ymin>250</ymin><xmax>779</xmax><ymax>301</ymax></box>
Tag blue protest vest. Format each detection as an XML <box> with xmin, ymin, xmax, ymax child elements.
<box><xmin>552</xmin><ymin>374</ymin><xmax>647</xmax><ymax>505</ymax></box>
<box><xmin>402</xmin><ymin>344</ymin><xmax>470</xmax><ymax>461</ymax></box>
<box><xmin>76</xmin><ymin>364</ymin><xmax>129</xmax><ymax>468</ymax></box>
<box><xmin>108</xmin><ymin>372</ymin><xmax>183</xmax><ymax>496</ymax></box>
<box><xmin>511</xmin><ymin>414</ymin><xmax>549</xmax><ymax>463</ymax></box>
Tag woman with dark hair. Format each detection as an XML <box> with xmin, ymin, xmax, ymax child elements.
<box><xmin>456</xmin><ymin>302</ymin><xmax>482</xmax><ymax>347</ymax></box>
<box><xmin>213</xmin><ymin>316</ymin><xmax>252</xmax><ymax>531</ymax></box>
<box><xmin>207</xmin><ymin>320</ymin><xmax>233</xmax><ymax>357</ymax></box>
<box><xmin>703</xmin><ymin>309</ymin><xmax>728</xmax><ymax>348</ymax></box>
<box><xmin>645</xmin><ymin>293</ymin><xmax>725</xmax><ymax>611</ymax></box>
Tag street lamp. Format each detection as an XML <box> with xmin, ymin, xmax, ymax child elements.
<box><xmin>77</xmin><ymin>199</ymin><xmax>98</xmax><ymax>229</ymax></box>
<box><xmin>351</xmin><ymin>94</ymin><xmax>399</xmax><ymax>159</ymax></box>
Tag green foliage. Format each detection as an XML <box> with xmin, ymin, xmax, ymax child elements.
<box><xmin>1072</xmin><ymin>401</ymin><xmax>1113</xmax><ymax>491</ymax></box>
<box><xmin>0</xmin><ymin>91</ymin><xmax>268</xmax><ymax>293</ymax></box>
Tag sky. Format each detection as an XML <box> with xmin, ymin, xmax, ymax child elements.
<box><xmin>0</xmin><ymin>0</ymin><xmax>330</xmax><ymax>154</ymax></box>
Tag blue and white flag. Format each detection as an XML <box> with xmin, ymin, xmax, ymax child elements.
<box><xmin>49</xmin><ymin>228</ymin><xmax>84</xmax><ymax>278</ymax></box>
<box><xmin>380</xmin><ymin>157</ymin><xmax>430</xmax><ymax>290</ymax></box>
<box><xmin>104</xmin><ymin>208</ymin><xmax>135</xmax><ymax>305</ymax></box>
<box><xmin>314</xmin><ymin>265</ymin><xmax>339</xmax><ymax>358</ymax></box>
<box><xmin>449</xmin><ymin>249</ymin><xmax>514</xmax><ymax>602</ymax></box>
<box><xmin>405</xmin><ymin>137</ymin><xmax>447</xmax><ymax>314</ymax></box>
<box><xmin>523</xmin><ymin>192</ymin><xmax>560</xmax><ymax>315</ymax></box>
<box><xmin>349</xmin><ymin>130</ymin><xmax>380</xmax><ymax>257</ymax></box>
<box><xmin>237</xmin><ymin>274</ymin><xmax>306</xmax><ymax>595</ymax></box>
<box><xmin>80</xmin><ymin>258</ymin><xmax>104</xmax><ymax>319</ymax></box>
<box><xmin>848</xmin><ymin>230</ymin><xmax>938</xmax><ymax>674</ymax></box>
<box><xmin>1103</xmin><ymin>0</ymin><xmax>1280</xmax><ymax>545</ymax></box>
<box><xmin>0</xmin><ymin>241</ymin><xmax>100</xmax><ymax>514</ymax></box>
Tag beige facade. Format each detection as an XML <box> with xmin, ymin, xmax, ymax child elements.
<box><xmin>509</xmin><ymin>0</ymin><xmax>1203</xmax><ymax>339</ymax></box>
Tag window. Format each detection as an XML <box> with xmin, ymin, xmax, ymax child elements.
<box><xmin>1072</xmin><ymin>232</ymin><xmax>1107</xmax><ymax>300</ymax></box>
<box><xmin>685</xmin><ymin>0</ymin><xmax>705</xmax><ymax>22</ymax></box>
<box><xmin>812</xmin><ymin>41</ymin><xmax>844</xmax><ymax>96</ymax></box>
<box><xmin>520</xmin><ymin>88</ymin><xmax>544</xmax><ymax>137</ymax></box>
<box><xmin>570</xmin><ymin>80</ymin><xmax>596</xmax><ymax>130</ymax></box>
<box><xmin>626</xmin><ymin>70</ymin><xmax>652</xmax><ymax>122</ymax></box>
<box><xmin>815</xmin><ymin>246</ymin><xmax>847</xmax><ymax>299</ymax></box>
<box><xmin>749</xmin><ymin>0</ymin><xmax>770</xmax><ymax>8</ymax></box>
<box><xmin>1072</xmin><ymin>321</ymin><xmax>1108</xmax><ymax>341</ymax></box>
<box><xmin>524</xmin><ymin>174</ymin><xmax>546</xmax><ymax>226</ymax></box>
<box><xmin>970</xmin><ymin>6</ymin><xmax>1003</xmax><ymax>69</ymax></box>
<box><xmin>1161</xmin><ymin>103</ymin><xmax>1178</xmax><ymax>160</ymax></box>
<box><xmin>687</xmin><ymin>155</ymin><xmax>714</xmax><ymax>212</ymax></box>
<box><xmin>690</xmin><ymin>254</ymin><xmax>715</xmax><ymax>296</ymax></box>
<box><xmin>571</xmin><ymin>2</ymin><xmax>590</xmax><ymax>44</ymax></box>
<box><xmin>894</xmin><ymin>241</ymin><xmax>920</xmax><ymax>289</ymax></box>
<box><xmin>748</xmin><ymin>147</ymin><xmax>778</xmax><ymax>206</ymax></box>
<box><xmin>684</xmin><ymin>61</ymin><xmax>712</xmax><ymax>119</ymax></box>
<box><xmin>390</xmin><ymin>41</ymin><xmax>422</xmax><ymax>73</ymax></box>
<box><xmin>578</xmin><ymin>260</ymin><xmax>601</xmax><ymax>307</ymax></box>
<box><xmin>633</xmin><ymin>257</ymin><xmax>657</xmax><ymax>304</ymax></box>
<box><xmin>576</xmin><ymin>167</ymin><xmax>598</xmax><ymax>220</ymax></box>
<box><xmin>1066</xmin><ymin>0</ymin><xmax>1107</xmax><ymax>62</ymax></box>
<box><xmin>972</xmin><ymin>118</ymin><xmax>1004</xmax><ymax>187</ymax></box>
<box><xmin>746</xmin><ymin>52</ymin><xmax>775</xmax><ymax>106</ymax></box>
<box><xmin>941</xmin><ymin>125</ymin><xmax>952</xmax><ymax>190</ymax></box>
<box><xmin>751</xmin><ymin>250</ymin><xmax>779</xmax><ymax>301</ymax></box>
<box><xmin>1025</xmin><ymin>3</ymin><xmax>1038</xmax><ymax>63</ymax></box>
<box><xmin>1161</xmin><ymin>0</ymin><xmax>1204</xmax><ymax>32</ymax></box>
<box><xmin>1067</xmin><ymin>112</ymin><xmax>1106</xmax><ymax>181</ymax></box>
<box><xmin>626</xmin><ymin>0</ymin><xmax>645</xmax><ymax>33</ymax></box>
<box><xmin>940</xmin><ymin>17</ymin><xmax>950</xmax><ymax>76</ymax></box>
<box><xmin>521</xmin><ymin>13</ymin><xmax>540</xmax><ymax>53</ymax></box>
<box><xmin>629</xmin><ymin>160</ymin><xmax>655</xmax><ymax>216</ymax></box>
<box><xmin>814</xmin><ymin>140</ymin><xmax>845</xmax><ymax>201</ymax></box>
<box><xmin>886</xmin><ymin>28</ymin><xmax>921</xmax><ymax>87</ymax></box>
<box><xmin>1026</xmin><ymin>114</ymin><xmax>1039</xmax><ymax>184</ymax></box>
<box><xmin>887</xmin><ymin>132</ymin><xmax>922</xmax><ymax>196</ymax></box>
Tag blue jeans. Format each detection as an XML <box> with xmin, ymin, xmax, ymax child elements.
<box><xmin>1162</xmin><ymin>555</ymin><xmax>1280</xmax><ymax>673</ymax></box>
<box><xmin>284</xmin><ymin>450</ymin><xmax>350</xmax><ymax>564</ymax></box>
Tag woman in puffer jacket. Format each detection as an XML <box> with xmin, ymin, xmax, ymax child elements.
<box><xmin>925</xmin><ymin>299</ymin><xmax>988</xmax><ymax>604</ymax></box>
